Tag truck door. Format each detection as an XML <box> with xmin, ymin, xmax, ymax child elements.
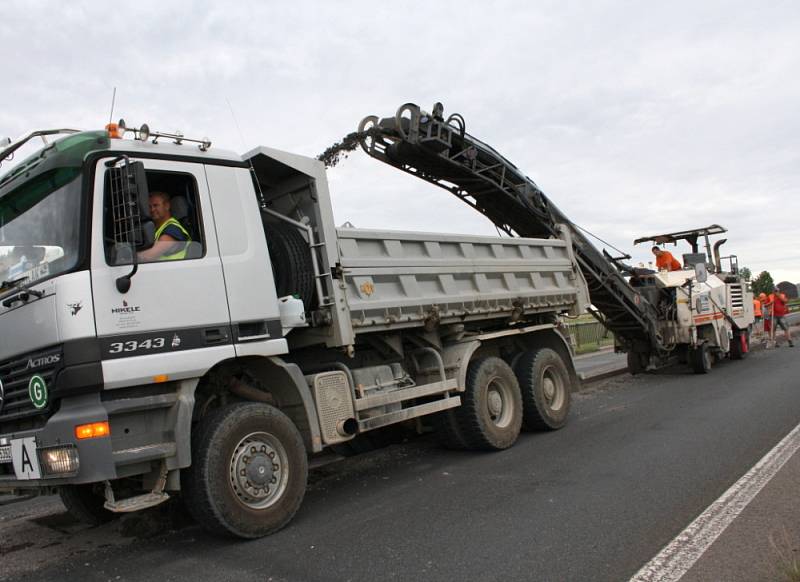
<box><xmin>203</xmin><ymin>164</ymin><xmax>287</xmax><ymax>358</ymax></box>
<box><xmin>90</xmin><ymin>158</ymin><xmax>234</xmax><ymax>389</ymax></box>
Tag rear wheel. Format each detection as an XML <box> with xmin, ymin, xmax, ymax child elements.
<box><xmin>59</xmin><ymin>483</ymin><xmax>116</xmax><ymax>526</ymax></box>
<box><xmin>183</xmin><ymin>402</ymin><xmax>307</xmax><ymax>539</ymax></box>
<box><xmin>450</xmin><ymin>357</ymin><xmax>523</xmax><ymax>450</ymax></box>
<box><xmin>514</xmin><ymin>348</ymin><xmax>572</xmax><ymax>431</ymax></box>
<box><xmin>690</xmin><ymin>343</ymin><xmax>712</xmax><ymax>374</ymax></box>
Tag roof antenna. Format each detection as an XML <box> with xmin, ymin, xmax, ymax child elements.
<box><xmin>108</xmin><ymin>87</ymin><xmax>117</xmax><ymax>124</ymax></box>
<box><xmin>226</xmin><ymin>96</ymin><xmax>267</xmax><ymax>209</ymax></box>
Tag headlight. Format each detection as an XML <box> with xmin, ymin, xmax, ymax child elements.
<box><xmin>38</xmin><ymin>445</ymin><xmax>79</xmax><ymax>477</ymax></box>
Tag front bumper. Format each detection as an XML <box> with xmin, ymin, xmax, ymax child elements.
<box><xmin>0</xmin><ymin>382</ymin><xmax>189</xmax><ymax>490</ymax></box>
<box><xmin>0</xmin><ymin>392</ymin><xmax>114</xmax><ymax>488</ymax></box>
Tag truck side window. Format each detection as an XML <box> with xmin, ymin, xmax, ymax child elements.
<box><xmin>104</xmin><ymin>170</ymin><xmax>205</xmax><ymax>264</ymax></box>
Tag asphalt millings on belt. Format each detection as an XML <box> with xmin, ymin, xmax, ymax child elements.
<box><xmin>317</xmin><ymin>128</ymin><xmax>381</xmax><ymax>168</ymax></box>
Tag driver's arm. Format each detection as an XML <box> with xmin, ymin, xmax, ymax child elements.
<box><xmin>137</xmin><ymin>234</ymin><xmax>180</xmax><ymax>262</ymax></box>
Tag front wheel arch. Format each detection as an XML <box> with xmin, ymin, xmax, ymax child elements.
<box><xmin>194</xmin><ymin>356</ymin><xmax>322</xmax><ymax>453</ymax></box>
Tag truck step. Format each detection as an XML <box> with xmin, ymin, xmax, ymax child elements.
<box><xmin>104</xmin><ymin>492</ymin><xmax>170</xmax><ymax>513</ymax></box>
<box><xmin>358</xmin><ymin>396</ymin><xmax>461</xmax><ymax>432</ymax></box>
<box><xmin>355</xmin><ymin>378</ymin><xmax>459</xmax><ymax>411</ymax></box>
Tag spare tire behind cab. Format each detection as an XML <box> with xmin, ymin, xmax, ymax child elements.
<box><xmin>261</xmin><ymin>218</ymin><xmax>316</xmax><ymax>312</ymax></box>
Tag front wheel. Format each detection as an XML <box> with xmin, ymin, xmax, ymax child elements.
<box><xmin>59</xmin><ymin>483</ymin><xmax>116</xmax><ymax>526</ymax></box>
<box><xmin>690</xmin><ymin>343</ymin><xmax>712</xmax><ymax>374</ymax></box>
<box><xmin>183</xmin><ymin>402</ymin><xmax>308</xmax><ymax>539</ymax></box>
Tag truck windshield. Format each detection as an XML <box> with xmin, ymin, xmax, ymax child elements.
<box><xmin>0</xmin><ymin>169</ymin><xmax>82</xmax><ymax>290</ymax></box>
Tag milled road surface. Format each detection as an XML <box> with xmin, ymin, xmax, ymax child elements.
<box><xmin>5</xmin><ymin>344</ymin><xmax>800</xmax><ymax>582</ymax></box>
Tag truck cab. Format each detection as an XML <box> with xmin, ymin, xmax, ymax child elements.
<box><xmin>0</xmin><ymin>128</ymin><xmax>301</xmax><ymax>496</ymax></box>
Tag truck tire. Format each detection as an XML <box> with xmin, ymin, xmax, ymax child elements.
<box><xmin>263</xmin><ymin>219</ymin><xmax>315</xmax><ymax>311</ymax></box>
<box><xmin>450</xmin><ymin>357</ymin><xmax>523</xmax><ymax>450</ymax></box>
<box><xmin>730</xmin><ymin>329</ymin><xmax>749</xmax><ymax>360</ymax></box>
<box><xmin>514</xmin><ymin>348</ymin><xmax>571</xmax><ymax>431</ymax></box>
<box><xmin>59</xmin><ymin>483</ymin><xmax>116</xmax><ymax>526</ymax></box>
<box><xmin>690</xmin><ymin>343</ymin><xmax>712</xmax><ymax>374</ymax></box>
<box><xmin>183</xmin><ymin>402</ymin><xmax>308</xmax><ymax>539</ymax></box>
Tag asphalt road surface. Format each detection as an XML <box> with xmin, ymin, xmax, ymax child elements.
<box><xmin>5</xmin><ymin>343</ymin><xmax>800</xmax><ymax>582</ymax></box>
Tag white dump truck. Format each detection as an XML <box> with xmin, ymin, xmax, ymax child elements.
<box><xmin>0</xmin><ymin>120</ymin><xmax>589</xmax><ymax>537</ymax></box>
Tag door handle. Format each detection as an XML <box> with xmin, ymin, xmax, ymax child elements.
<box><xmin>203</xmin><ymin>327</ymin><xmax>230</xmax><ymax>346</ymax></box>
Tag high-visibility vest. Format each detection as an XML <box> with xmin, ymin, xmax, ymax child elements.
<box><xmin>753</xmin><ymin>299</ymin><xmax>762</xmax><ymax>317</ymax></box>
<box><xmin>154</xmin><ymin>217</ymin><xmax>191</xmax><ymax>260</ymax></box>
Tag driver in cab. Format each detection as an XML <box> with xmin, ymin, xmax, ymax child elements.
<box><xmin>137</xmin><ymin>191</ymin><xmax>191</xmax><ymax>262</ymax></box>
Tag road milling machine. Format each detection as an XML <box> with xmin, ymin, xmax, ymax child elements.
<box><xmin>357</xmin><ymin>103</ymin><xmax>754</xmax><ymax>374</ymax></box>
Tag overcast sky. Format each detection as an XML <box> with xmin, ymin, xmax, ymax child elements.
<box><xmin>3</xmin><ymin>0</ymin><xmax>799</xmax><ymax>283</ymax></box>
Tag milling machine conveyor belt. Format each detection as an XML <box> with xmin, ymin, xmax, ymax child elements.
<box><xmin>357</xmin><ymin>103</ymin><xmax>664</xmax><ymax>354</ymax></box>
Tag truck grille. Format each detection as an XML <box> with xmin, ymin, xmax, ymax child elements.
<box><xmin>0</xmin><ymin>346</ymin><xmax>62</xmax><ymax>432</ymax></box>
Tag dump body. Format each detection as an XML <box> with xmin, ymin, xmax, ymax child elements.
<box><xmin>337</xmin><ymin>227</ymin><xmax>588</xmax><ymax>333</ymax></box>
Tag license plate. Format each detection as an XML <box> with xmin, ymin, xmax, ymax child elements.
<box><xmin>0</xmin><ymin>445</ymin><xmax>10</xmax><ymax>463</ymax></box>
<box><xmin>11</xmin><ymin>437</ymin><xmax>41</xmax><ymax>479</ymax></box>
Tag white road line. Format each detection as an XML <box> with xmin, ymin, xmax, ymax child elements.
<box><xmin>629</xmin><ymin>420</ymin><xmax>800</xmax><ymax>582</ymax></box>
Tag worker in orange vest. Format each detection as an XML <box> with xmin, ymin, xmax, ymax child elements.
<box><xmin>753</xmin><ymin>296</ymin><xmax>763</xmax><ymax>336</ymax></box>
<box><xmin>651</xmin><ymin>247</ymin><xmax>682</xmax><ymax>272</ymax></box>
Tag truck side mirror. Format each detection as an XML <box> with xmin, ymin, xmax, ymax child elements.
<box><xmin>105</xmin><ymin>157</ymin><xmax>148</xmax><ymax>292</ymax></box>
<box><xmin>694</xmin><ymin>262</ymin><xmax>708</xmax><ymax>283</ymax></box>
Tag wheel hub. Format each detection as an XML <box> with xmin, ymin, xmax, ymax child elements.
<box><xmin>541</xmin><ymin>366</ymin><xmax>565</xmax><ymax>411</ymax></box>
<box><xmin>486</xmin><ymin>376</ymin><xmax>515</xmax><ymax>428</ymax></box>
<box><xmin>488</xmin><ymin>390</ymin><xmax>503</xmax><ymax>417</ymax></box>
<box><xmin>229</xmin><ymin>433</ymin><xmax>287</xmax><ymax>509</ymax></box>
<box><xmin>543</xmin><ymin>377</ymin><xmax>556</xmax><ymax>401</ymax></box>
<box><xmin>245</xmin><ymin>451</ymin><xmax>274</xmax><ymax>487</ymax></box>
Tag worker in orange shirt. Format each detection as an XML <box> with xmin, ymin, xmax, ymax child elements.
<box><xmin>766</xmin><ymin>288</ymin><xmax>793</xmax><ymax>347</ymax></box>
<box><xmin>651</xmin><ymin>246</ymin><xmax>682</xmax><ymax>272</ymax></box>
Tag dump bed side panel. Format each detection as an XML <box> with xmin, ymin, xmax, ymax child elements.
<box><xmin>337</xmin><ymin>228</ymin><xmax>586</xmax><ymax>332</ymax></box>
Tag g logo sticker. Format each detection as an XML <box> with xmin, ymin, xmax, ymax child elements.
<box><xmin>28</xmin><ymin>375</ymin><xmax>48</xmax><ymax>409</ymax></box>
